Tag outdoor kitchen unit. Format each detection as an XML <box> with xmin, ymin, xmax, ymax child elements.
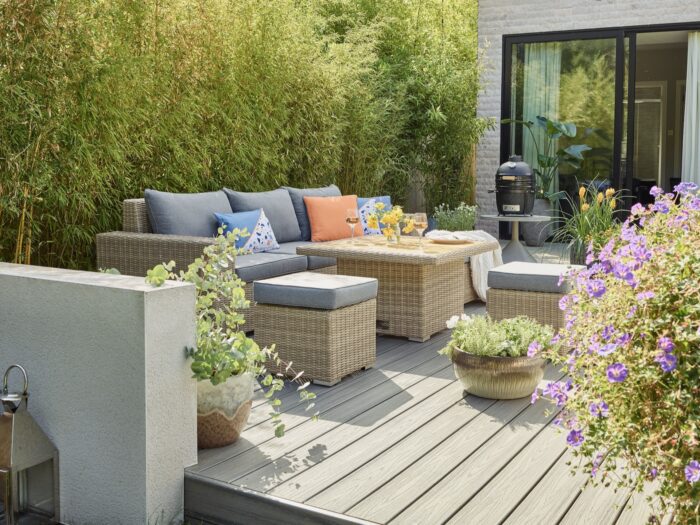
<box><xmin>494</xmin><ymin>155</ymin><xmax>535</xmax><ymax>216</ymax></box>
<box><xmin>0</xmin><ymin>365</ymin><xmax>59</xmax><ymax>525</ymax></box>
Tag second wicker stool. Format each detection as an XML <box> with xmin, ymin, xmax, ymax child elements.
<box><xmin>253</xmin><ymin>271</ymin><xmax>378</xmax><ymax>386</ymax></box>
<box><xmin>486</xmin><ymin>262</ymin><xmax>583</xmax><ymax>331</ymax></box>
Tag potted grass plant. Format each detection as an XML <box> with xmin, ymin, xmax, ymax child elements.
<box><xmin>146</xmin><ymin>230</ymin><xmax>316</xmax><ymax>447</ymax></box>
<box><xmin>554</xmin><ymin>181</ymin><xmax>623</xmax><ymax>265</ymax></box>
<box><xmin>440</xmin><ymin>315</ymin><xmax>554</xmax><ymax>400</ymax></box>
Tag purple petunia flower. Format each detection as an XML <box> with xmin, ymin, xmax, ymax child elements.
<box><xmin>650</xmin><ymin>467</ymin><xmax>658</xmax><ymax>480</ymax></box>
<box><xmin>601</xmin><ymin>325</ymin><xmax>615</xmax><ymax>341</ymax></box>
<box><xmin>685</xmin><ymin>460</ymin><xmax>700</xmax><ymax>484</ymax></box>
<box><xmin>606</xmin><ymin>363</ymin><xmax>628</xmax><ymax>383</ymax></box>
<box><xmin>627</xmin><ymin>306</ymin><xmax>637</xmax><ymax>319</ymax></box>
<box><xmin>527</xmin><ymin>341</ymin><xmax>542</xmax><ymax>358</ymax></box>
<box><xmin>674</xmin><ymin>181</ymin><xmax>698</xmax><ymax>194</ymax></box>
<box><xmin>530</xmin><ymin>390</ymin><xmax>540</xmax><ymax>404</ymax></box>
<box><xmin>689</xmin><ymin>197</ymin><xmax>700</xmax><ymax>211</ymax></box>
<box><xmin>589</xmin><ymin>400</ymin><xmax>609</xmax><ymax>418</ymax></box>
<box><xmin>586</xmin><ymin>279</ymin><xmax>606</xmax><ymax>298</ymax></box>
<box><xmin>567</xmin><ymin>429</ymin><xmax>585</xmax><ymax>447</ymax></box>
<box><xmin>630</xmin><ymin>202</ymin><xmax>646</xmax><ymax>216</ymax></box>
<box><xmin>598</xmin><ymin>343</ymin><xmax>618</xmax><ymax>357</ymax></box>
<box><xmin>650</xmin><ymin>185</ymin><xmax>664</xmax><ymax>198</ymax></box>
<box><xmin>591</xmin><ymin>453</ymin><xmax>604</xmax><ymax>478</ymax></box>
<box><xmin>654</xmin><ymin>351</ymin><xmax>677</xmax><ymax>373</ymax></box>
<box><xmin>542</xmin><ymin>381</ymin><xmax>569</xmax><ymax>407</ymax></box>
<box><xmin>657</xmin><ymin>336</ymin><xmax>675</xmax><ymax>353</ymax></box>
<box><xmin>615</xmin><ymin>333</ymin><xmax>631</xmax><ymax>346</ymax></box>
<box><xmin>558</xmin><ymin>295</ymin><xmax>570</xmax><ymax>311</ymax></box>
<box><xmin>652</xmin><ymin>201</ymin><xmax>670</xmax><ymax>214</ymax></box>
<box><xmin>636</xmin><ymin>291</ymin><xmax>655</xmax><ymax>301</ymax></box>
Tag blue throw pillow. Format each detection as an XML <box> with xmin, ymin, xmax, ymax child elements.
<box><xmin>214</xmin><ymin>209</ymin><xmax>280</xmax><ymax>253</ymax></box>
<box><xmin>358</xmin><ymin>196</ymin><xmax>392</xmax><ymax>235</ymax></box>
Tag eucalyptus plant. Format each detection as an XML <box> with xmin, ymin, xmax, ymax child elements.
<box><xmin>146</xmin><ymin>229</ymin><xmax>317</xmax><ymax>437</ymax></box>
<box><xmin>502</xmin><ymin>116</ymin><xmax>592</xmax><ymax>201</ymax></box>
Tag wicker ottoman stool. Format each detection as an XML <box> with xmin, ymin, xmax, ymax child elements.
<box><xmin>486</xmin><ymin>262</ymin><xmax>583</xmax><ymax>331</ymax></box>
<box><xmin>253</xmin><ymin>272</ymin><xmax>378</xmax><ymax>386</ymax></box>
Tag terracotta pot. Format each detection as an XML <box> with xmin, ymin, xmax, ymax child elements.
<box><xmin>196</xmin><ymin>373</ymin><xmax>254</xmax><ymax>449</ymax></box>
<box><xmin>522</xmin><ymin>198</ymin><xmax>553</xmax><ymax>247</ymax></box>
<box><xmin>451</xmin><ymin>348</ymin><xmax>546</xmax><ymax>400</ymax></box>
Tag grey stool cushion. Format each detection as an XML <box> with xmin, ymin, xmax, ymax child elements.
<box><xmin>254</xmin><ymin>272</ymin><xmax>378</xmax><ymax>310</ymax></box>
<box><xmin>144</xmin><ymin>189</ymin><xmax>232</xmax><ymax>237</ymax></box>
<box><xmin>487</xmin><ymin>262</ymin><xmax>584</xmax><ymax>294</ymax></box>
<box><xmin>224</xmin><ymin>188</ymin><xmax>302</xmax><ymax>243</ymax></box>
<box><xmin>235</xmin><ymin>253</ymin><xmax>307</xmax><ymax>283</ymax></box>
<box><xmin>268</xmin><ymin>241</ymin><xmax>336</xmax><ymax>270</ymax></box>
<box><xmin>282</xmin><ymin>185</ymin><xmax>342</xmax><ymax>241</ymax></box>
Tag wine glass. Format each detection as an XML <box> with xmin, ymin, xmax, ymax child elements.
<box><xmin>346</xmin><ymin>208</ymin><xmax>359</xmax><ymax>244</ymax></box>
<box><xmin>413</xmin><ymin>212</ymin><xmax>428</xmax><ymax>248</ymax></box>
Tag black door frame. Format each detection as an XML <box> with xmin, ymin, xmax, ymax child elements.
<box><xmin>500</xmin><ymin>21</ymin><xmax>700</xmax><ymax>192</ymax></box>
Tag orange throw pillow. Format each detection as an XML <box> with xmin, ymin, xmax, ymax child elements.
<box><xmin>304</xmin><ymin>195</ymin><xmax>364</xmax><ymax>242</ymax></box>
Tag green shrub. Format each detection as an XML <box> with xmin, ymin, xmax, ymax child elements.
<box><xmin>0</xmin><ymin>0</ymin><xmax>484</xmax><ymax>269</ymax></box>
<box><xmin>538</xmin><ymin>184</ymin><xmax>700</xmax><ymax>522</ymax></box>
<box><xmin>441</xmin><ymin>315</ymin><xmax>553</xmax><ymax>359</ymax></box>
<box><xmin>432</xmin><ymin>202</ymin><xmax>478</xmax><ymax>231</ymax></box>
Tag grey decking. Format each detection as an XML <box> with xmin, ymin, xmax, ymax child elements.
<box><xmin>185</xmin><ymin>302</ymin><xmax>656</xmax><ymax>525</ymax></box>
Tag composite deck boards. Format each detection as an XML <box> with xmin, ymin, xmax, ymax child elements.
<box><xmin>185</xmin><ymin>303</ymin><xmax>658</xmax><ymax>525</ymax></box>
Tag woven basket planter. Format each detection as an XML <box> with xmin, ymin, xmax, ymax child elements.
<box><xmin>196</xmin><ymin>373</ymin><xmax>254</xmax><ymax>449</ymax></box>
<box><xmin>451</xmin><ymin>349</ymin><xmax>545</xmax><ymax>400</ymax></box>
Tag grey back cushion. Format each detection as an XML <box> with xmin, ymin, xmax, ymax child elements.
<box><xmin>282</xmin><ymin>184</ymin><xmax>342</xmax><ymax>241</ymax></box>
<box><xmin>144</xmin><ymin>189</ymin><xmax>232</xmax><ymax>237</ymax></box>
<box><xmin>223</xmin><ymin>188</ymin><xmax>301</xmax><ymax>243</ymax></box>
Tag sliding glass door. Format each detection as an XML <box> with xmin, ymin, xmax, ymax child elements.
<box><xmin>505</xmin><ymin>36</ymin><xmax>618</xmax><ymax>200</ymax></box>
<box><xmin>503</xmin><ymin>24</ymin><xmax>700</xmax><ymax>209</ymax></box>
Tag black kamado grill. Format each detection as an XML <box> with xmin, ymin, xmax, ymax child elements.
<box><xmin>493</xmin><ymin>155</ymin><xmax>535</xmax><ymax>216</ymax></box>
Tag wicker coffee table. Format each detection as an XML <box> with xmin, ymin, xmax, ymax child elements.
<box><xmin>297</xmin><ymin>235</ymin><xmax>499</xmax><ymax>342</ymax></box>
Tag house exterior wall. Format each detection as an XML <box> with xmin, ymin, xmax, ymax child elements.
<box><xmin>476</xmin><ymin>0</ymin><xmax>700</xmax><ymax>234</ymax></box>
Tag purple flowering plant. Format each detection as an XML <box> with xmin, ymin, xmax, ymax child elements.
<box><xmin>538</xmin><ymin>184</ymin><xmax>700</xmax><ymax>521</ymax></box>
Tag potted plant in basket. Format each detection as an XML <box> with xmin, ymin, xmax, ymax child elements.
<box><xmin>146</xmin><ymin>230</ymin><xmax>316</xmax><ymax>447</ymax></box>
<box><xmin>502</xmin><ymin>116</ymin><xmax>591</xmax><ymax>247</ymax></box>
<box><xmin>440</xmin><ymin>314</ymin><xmax>554</xmax><ymax>400</ymax></box>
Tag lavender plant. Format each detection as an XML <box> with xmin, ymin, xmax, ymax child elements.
<box><xmin>533</xmin><ymin>183</ymin><xmax>700</xmax><ymax>521</ymax></box>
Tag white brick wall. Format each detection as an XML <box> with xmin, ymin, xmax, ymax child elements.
<box><xmin>476</xmin><ymin>0</ymin><xmax>700</xmax><ymax>234</ymax></box>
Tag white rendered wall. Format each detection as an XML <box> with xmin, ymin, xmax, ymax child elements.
<box><xmin>0</xmin><ymin>263</ymin><xmax>197</xmax><ymax>524</ymax></box>
<box><xmin>476</xmin><ymin>0</ymin><xmax>700</xmax><ymax>234</ymax></box>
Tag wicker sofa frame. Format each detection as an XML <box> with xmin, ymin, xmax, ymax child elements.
<box><xmin>96</xmin><ymin>199</ymin><xmax>337</xmax><ymax>333</ymax></box>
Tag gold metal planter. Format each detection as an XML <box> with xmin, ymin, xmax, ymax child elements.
<box><xmin>451</xmin><ymin>349</ymin><xmax>545</xmax><ymax>400</ymax></box>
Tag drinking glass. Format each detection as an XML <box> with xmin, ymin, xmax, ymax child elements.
<box><xmin>346</xmin><ymin>208</ymin><xmax>359</xmax><ymax>244</ymax></box>
<box><xmin>413</xmin><ymin>212</ymin><xmax>428</xmax><ymax>248</ymax></box>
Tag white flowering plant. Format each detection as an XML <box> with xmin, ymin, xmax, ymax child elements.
<box><xmin>441</xmin><ymin>314</ymin><xmax>553</xmax><ymax>360</ymax></box>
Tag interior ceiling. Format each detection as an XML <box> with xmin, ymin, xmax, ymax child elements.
<box><xmin>637</xmin><ymin>30</ymin><xmax>688</xmax><ymax>47</ymax></box>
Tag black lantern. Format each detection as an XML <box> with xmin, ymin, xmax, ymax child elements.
<box><xmin>494</xmin><ymin>155</ymin><xmax>535</xmax><ymax>216</ymax></box>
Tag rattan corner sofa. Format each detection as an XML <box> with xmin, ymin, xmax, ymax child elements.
<box><xmin>96</xmin><ymin>198</ymin><xmax>337</xmax><ymax>333</ymax></box>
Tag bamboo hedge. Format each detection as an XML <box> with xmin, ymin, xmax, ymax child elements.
<box><xmin>0</xmin><ymin>0</ymin><xmax>487</xmax><ymax>269</ymax></box>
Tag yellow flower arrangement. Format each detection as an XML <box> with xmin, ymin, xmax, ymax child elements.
<box><xmin>579</xmin><ymin>186</ymin><xmax>586</xmax><ymax>200</ymax></box>
<box><xmin>581</xmin><ymin>202</ymin><xmax>590</xmax><ymax>212</ymax></box>
<box><xmin>597</xmin><ymin>192</ymin><xmax>604</xmax><ymax>204</ymax></box>
<box><xmin>605</xmin><ymin>187</ymin><xmax>615</xmax><ymax>199</ymax></box>
<box><xmin>369</xmin><ymin>204</ymin><xmax>414</xmax><ymax>241</ymax></box>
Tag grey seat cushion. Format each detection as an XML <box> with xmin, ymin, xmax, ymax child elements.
<box><xmin>487</xmin><ymin>262</ymin><xmax>584</xmax><ymax>294</ymax></box>
<box><xmin>254</xmin><ymin>272</ymin><xmax>377</xmax><ymax>310</ymax></box>
<box><xmin>235</xmin><ymin>253</ymin><xmax>307</xmax><ymax>283</ymax></box>
<box><xmin>268</xmin><ymin>241</ymin><xmax>336</xmax><ymax>270</ymax></box>
<box><xmin>282</xmin><ymin>185</ymin><xmax>342</xmax><ymax>241</ymax></box>
<box><xmin>223</xmin><ymin>188</ymin><xmax>302</xmax><ymax>243</ymax></box>
<box><xmin>144</xmin><ymin>189</ymin><xmax>232</xmax><ymax>237</ymax></box>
